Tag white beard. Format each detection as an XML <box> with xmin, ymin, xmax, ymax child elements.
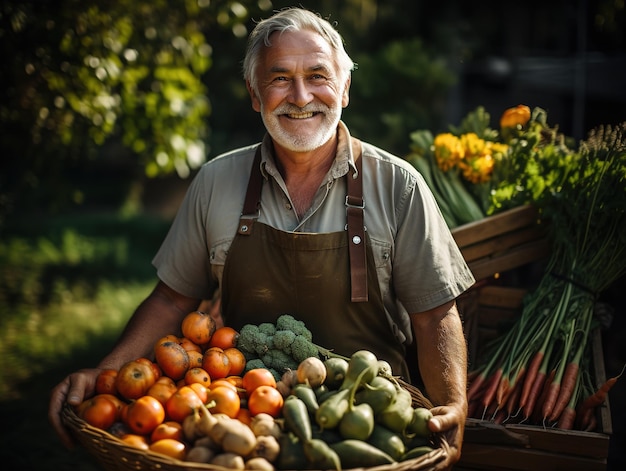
<box><xmin>260</xmin><ymin>101</ymin><xmax>342</xmax><ymax>152</ymax></box>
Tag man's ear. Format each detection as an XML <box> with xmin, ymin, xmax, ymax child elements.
<box><xmin>341</xmin><ymin>76</ymin><xmax>351</xmax><ymax>108</ymax></box>
<box><xmin>246</xmin><ymin>80</ymin><xmax>261</xmax><ymax>112</ymax></box>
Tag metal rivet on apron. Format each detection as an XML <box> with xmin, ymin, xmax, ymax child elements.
<box><xmin>352</xmin><ymin>235</ymin><xmax>362</xmax><ymax>245</ymax></box>
<box><xmin>240</xmin><ymin>225</ymin><xmax>248</xmax><ymax>232</ymax></box>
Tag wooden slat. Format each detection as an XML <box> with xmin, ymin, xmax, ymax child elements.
<box><xmin>452</xmin><ymin>205</ymin><xmax>539</xmax><ymax>248</ymax></box>
<box><xmin>479</xmin><ymin>286</ymin><xmax>527</xmax><ymax>309</ymax></box>
<box><xmin>460</xmin><ymin>225</ymin><xmax>547</xmax><ymax>263</ymax></box>
<box><xmin>466</xmin><ymin>238</ymin><xmax>551</xmax><ymax>281</ymax></box>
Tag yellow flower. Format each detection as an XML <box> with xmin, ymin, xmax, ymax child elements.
<box><xmin>434</xmin><ymin>133</ymin><xmax>464</xmax><ymax>171</ymax></box>
<box><xmin>459</xmin><ymin>154</ymin><xmax>495</xmax><ymax>184</ymax></box>
<box><xmin>500</xmin><ymin>104</ymin><xmax>531</xmax><ymax>129</ymax></box>
<box><xmin>460</xmin><ymin>133</ymin><xmax>488</xmax><ymax>158</ymax></box>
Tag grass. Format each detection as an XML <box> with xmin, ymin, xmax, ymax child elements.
<box><xmin>0</xmin><ymin>211</ymin><xmax>171</xmax><ymax>470</ymax></box>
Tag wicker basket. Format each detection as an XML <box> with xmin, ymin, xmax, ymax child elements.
<box><xmin>63</xmin><ymin>379</ymin><xmax>450</xmax><ymax>471</ymax></box>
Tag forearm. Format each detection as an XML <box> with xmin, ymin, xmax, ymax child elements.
<box><xmin>97</xmin><ymin>281</ymin><xmax>200</xmax><ymax>371</ymax></box>
<box><xmin>411</xmin><ymin>301</ymin><xmax>468</xmax><ymax>409</ymax></box>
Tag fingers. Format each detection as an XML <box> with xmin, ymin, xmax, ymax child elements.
<box><xmin>48</xmin><ymin>369</ymin><xmax>99</xmax><ymax>450</ymax></box>
<box><xmin>48</xmin><ymin>377</ymin><xmax>76</xmax><ymax>449</ymax></box>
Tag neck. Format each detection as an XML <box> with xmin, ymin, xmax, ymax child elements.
<box><xmin>273</xmin><ymin>137</ymin><xmax>338</xmax><ymax>217</ymax></box>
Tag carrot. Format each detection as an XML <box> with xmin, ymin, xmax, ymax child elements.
<box><xmin>522</xmin><ymin>368</ymin><xmax>547</xmax><ymax>421</ymax></box>
<box><xmin>518</xmin><ymin>350</ymin><xmax>543</xmax><ymax>411</ymax></box>
<box><xmin>480</xmin><ymin>368</ymin><xmax>503</xmax><ymax>415</ymax></box>
<box><xmin>495</xmin><ymin>374</ymin><xmax>510</xmax><ymax>409</ymax></box>
<box><xmin>579</xmin><ymin>363</ymin><xmax>625</xmax><ymax>411</ymax></box>
<box><xmin>467</xmin><ymin>370</ymin><xmax>487</xmax><ymax>402</ymax></box>
<box><xmin>505</xmin><ymin>370</ymin><xmax>525</xmax><ymax>418</ymax></box>
<box><xmin>530</xmin><ymin>367</ymin><xmax>556</xmax><ymax>424</ymax></box>
<box><xmin>556</xmin><ymin>405</ymin><xmax>576</xmax><ymax>430</ymax></box>
<box><xmin>548</xmin><ymin>361</ymin><xmax>579</xmax><ymax>422</ymax></box>
<box><xmin>557</xmin><ymin>370</ymin><xmax>583</xmax><ymax>430</ymax></box>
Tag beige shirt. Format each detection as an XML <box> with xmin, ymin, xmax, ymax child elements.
<box><xmin>153</xmin><ymin>122</ymin><xmax>475</xmax><ymax>345</ymax></box>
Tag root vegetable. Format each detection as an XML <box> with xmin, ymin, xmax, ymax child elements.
<box><xmin>211</xmin><ymin>452</ymin><xmax>245</xmax><ymax>470</ymax></box>
<box><xmin>297</xmin><ymin>357</ymin><xmax>326</xmax><ymax>388</ymax></box>
<box><xmin>248</xmin><ymin>435</ymin><xmax>280</xmax><ymax>463</ymax></box>
<box><xmin>245</xmin><ymin>457</ymin><xmax>275</xmax><ymax>470</ymax></box>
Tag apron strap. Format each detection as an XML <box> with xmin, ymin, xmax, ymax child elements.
<box><xmin>346</xmin><ymin>137</ymin><xmax>368</xmax><ymax>302</ymax></box>
<box><xmin>237</xmin><ymin>145</ymin><xmax>263</xmax><ymax>235</ymax></box>
<box><xmin>237</xmin><ymin>138</ymin><xmax>368</xmax><ymax>302</ymax></box>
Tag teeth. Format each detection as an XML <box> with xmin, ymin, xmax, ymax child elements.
<box><xmin>287</xmin><ymin>112</ymin><xmax>314</xmax><ymax>119</ymax></box>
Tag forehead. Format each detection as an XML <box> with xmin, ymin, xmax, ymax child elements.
<box><xmin>259</xmin><ymin>29</ymin><xmax>336</xmax><ymax>71</ymax></box>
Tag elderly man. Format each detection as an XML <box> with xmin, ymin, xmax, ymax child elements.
<box><xmin>49</xmin><ymin>7</ymin><xmax>474</xmax><ymax>469</ymax></box>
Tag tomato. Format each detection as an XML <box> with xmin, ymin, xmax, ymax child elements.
<box><xmin>150</xmin><ymin>420</ymin><xmax>184</xmax><ymax>442</ymax></box>
<box><xmin>247</xmin><ymin>384</ymin><xmax>284</xmax><ymax>418</ymax></box>
<box><xmin>95</xmin><ymin>369</ymin><xmax>118</xmax><ymax>396</ymax></box>
<box><xmin>242</xmin><ymin>368</ymin><xmax>277</xmax><ymax>395</ymax></box>
<box><xmin>125</xmin><ymin>395</ymin><xmax>165</xmax><ymax>435</ymax></box>
<box><xmin>149</xmin><ymin>438</ymin><xmax>187</xmax><ymax>460</ymax></box>
<box><xmin>202</xmin><ymin>347</ymin><xmax>230</xmax><ymax>380</ymax></box>
<box><xmin>206</xmin><ymin>385</ymin><xmax>240</xmax><ymax>419</ymax></box>
<box><xmin>208</xmin><ymin>326</ymin><xmax>239</xmax><ymax>350</ymax></box>
<box><xmin>147</xmin><ymin>377</ymin><xmax>177</xmax><ymax>406</ymax></box>
<box><xmin>181</xmin><ymin>311</ymin><xmax>217</xmax><ymax>346</ymax></box>
<box><xmin>223</xmin><ymin>348</ymin><xmax>246</xmax><ymax>376</ymax></box>
<box><xmin>154</xmin><ymin>341</ymin><xmax>190</xmax><ymax>381</ymax></box>
<box><xmin>78</xmin><ymin>394</ymin><xmax>120</xmax><ymax>430</ymax></box>
<box><xmin>120</xmin><ymin>433</ymin><xmax>150</xmax><ymax>450</ymax></box>
<box><xmin>165</xmin><ymin>385</ymin><xmax>204</xmax><ymax>423</ymax></box>
<box><xmin>116</xmin><ymin>359</ymin><xmax>157</xmax><ymax>400</ymax></box>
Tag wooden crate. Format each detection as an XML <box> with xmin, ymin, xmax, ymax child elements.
<box><xmin>452</xmin><ymin>205</ymin><xmax>551</xmax><ymax>282</ymax></box>
<box><xmin>452</xmin><ymin>207</ymin><xmax>612</xmax><ymax>471</ymax></box>
<box><xmin>457</xmin><ymin>296</ymin><xmax>612</xmax><ymax>471</ymax></box>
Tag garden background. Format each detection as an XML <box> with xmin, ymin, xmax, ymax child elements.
<box><xmin>1</xmin><ymin>0</ymin><xmax>625</xmax><ymax>469</ymax></box>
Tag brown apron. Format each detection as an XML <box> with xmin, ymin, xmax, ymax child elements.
<box><xmin>221</xmin><ymin>139</ymin><xmax>409</xmax><ymax>379</ymax></box>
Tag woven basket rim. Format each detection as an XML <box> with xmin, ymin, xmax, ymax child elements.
<box><xmin>63</xmin><ymin>382</ymin><xmax>449</xmax><ymax>471</ymax></box>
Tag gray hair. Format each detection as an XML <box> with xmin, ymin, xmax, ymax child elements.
<box><xmin>243</xmin><ymin>7</ymin><xmax>355</xmax><ymax>91</ymax></box>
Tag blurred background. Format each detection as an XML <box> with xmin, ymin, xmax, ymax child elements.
<box><xmin>0</xmin><ymin>0</ymin><xmax>624</xmax><ymax>469</ymax></box>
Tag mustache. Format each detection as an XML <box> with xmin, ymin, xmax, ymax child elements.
<box><xmin>272</xmin><ymin>104</ymin><xmax>330</xmax><ymax>115</ymax></box>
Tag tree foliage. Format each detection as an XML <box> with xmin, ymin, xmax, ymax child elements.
<box><xmin>0</xmin><ymin>0</ymin><xmax>269</xmax><ymax>222</ymax></box>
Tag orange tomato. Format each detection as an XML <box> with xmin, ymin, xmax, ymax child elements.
<box><xmin>120</xmin><ymin>433</ymin><xmax>150</xmax><ymax>450</ymax></box>
<box><xmin>116</xmin><ymin>359</ymin><xmax>157</xmax><ymax>401</ymax></box>
<box><xmin>242</xmin><ymin>368</ymin><xmax>277</xmax><ymax>396</ymax></box>
<box><xmin>223</xmin><ymin>348</ymin><xmax>246</xmax><ymax>376</ymax></box>
<box><xmin>165</xmin><ymin>385</ymin><xmax>204</xmax><ymax>423</ymax></box>
<box><xmin>184</xmin><ymin>367</ymin><xmax>212</xmax><ymax>388</ymax></box>
<box><xmin>208</xmin><ymin>326</ymin><xmax>239</xmax><ymax>350</ymax></box>
<box><xmin>149</xmin><ymin>438</ymin><xmax>187</xmax><ymax>460</ymax></box>
<box><xmin>235</xmin><ymin>407</ymin><xmax>252</xmax><ymax>426</ymax></box>
<box><xmin>178</xmin><ymin>337</ymin><xmax>202</xmax><ymax>354</ymax></box>
<box><xmin>78</xmin><ymin>395</ymin><xmax>120</xmax><ymax>430</ymax></box>
<box><xmin>247</xmin><ymin>384</ymin><xmax>284</xmax><ymax>418</ymax></box>
<box><xmin>206</xmin><ymin>385</ymin><xmax>240</xmax><ymax>419</ymax></box>
<box><xmin>95</xmin><ymin>369</ymin><xmax>118</xmax><ymax>396</ymax></box>
<box><xmin>155</xmin><ymin>334</ymin><xmax>179</xmax><ymax>351</ymax></box>
<box><xmin>188</xmin><ymin>382</ymin><xmax>209</xmax><ymax>404</ymax></box>
<box><xmin>136</xmin><ymin>357</ymin><xmax>162</xmax><ymax>380</ymax></box>
<box><xmin>147</xmin><ymin>377</ymin><xmax>178</xmax><ymax>407</ymax></box>
<box><xmin>187</xmin><ymin>350</ymin><xmax>204</xmax><ymax>369</ymax></box>
<box><xmin>181</xmin><ymin>310</ymin><xmax>217</xmax><ymax>346</ymax></box>
<box><xmin>125</xmin><ymin>395</ymin><xmax>165</xmax><ymax>435</ymax></box>
<box><xmin>150</xmin><ymin>420</ymin><xmax>184</xmax><ymax>442</ymax></box>
<box><xmin>154</xmin><ymin>341</ymin><xmax>190</xmax><ymax>381</ymax></box>
<box><xmin>202</xmin><ymin>347</ymin><xmax>230</xmax><ymax>380</ymax></box>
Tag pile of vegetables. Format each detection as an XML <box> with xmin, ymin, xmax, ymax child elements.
<box><xmin>275</xmin><ymin>351</ymin><xmax>438</xmax><ymax>470</ymax></box>
<box><xmin>236</xmin><ymin>314</ymin><xmax>342</xmax><ymax>381</ymax></box>
<box><xmin>179</xmin><ymin>350</ymin><xmax>441</xmax><ymax>470</ymax></box>
<box><xmin>466</xmin><ymin>121</ymin><xmax>626</xmax><ymax>430</ymax></box>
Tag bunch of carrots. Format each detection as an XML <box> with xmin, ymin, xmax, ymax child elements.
<box><xmin>467</xmin><ymin>122</ymin><xmax>626</xmax><ymax>431</ymax></box>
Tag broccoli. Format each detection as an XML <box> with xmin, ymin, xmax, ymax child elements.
<box><xmin>237</xmin><ymin>323</ymin><xmax>274</xmax><ymax>356</ymax></box>
<box><xmin>290</xmin><ymin>334</ymin><xmax>319</xmax><ymax>363</ymax></box>
<box><xmin>273</xmin><ymin>329</ymin><xmax>297</xmax><ymax>354</ymax></box>
<box><xmin>261</xmin><ymin>349</ymin><xmax>299</xmax><ymax>372</ymax></box>
<box><xmin>244</xmin><ymin>358</ymin><xmax>267</xmax><ymax>373</ymax></box>
<box><xmin>237</xmin><ymin>324</ymin><xmax>260</xmax><ymax>354</ymax></box>
<box><xmin>258</xmin><ymin>322</ymin><xmax>276</xmax><ymax>336</ymax></box>
<box><xmin>276</xmin><ymin>314</ymin><xmax>313</xmax><ymax>341</ymax></box>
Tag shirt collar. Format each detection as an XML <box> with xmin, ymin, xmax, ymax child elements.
<box><xmin>258</xmin><ymin>121</ymin><xmax>357</xmax><ymax>181</ymax></box>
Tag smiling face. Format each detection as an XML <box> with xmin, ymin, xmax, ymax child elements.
<box><xmin>247</xmin><ymin>29</ymin><xmax>351</xmax><ymax>154</ymax></box>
